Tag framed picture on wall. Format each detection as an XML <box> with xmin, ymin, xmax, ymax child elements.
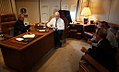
<box><xmin>41</xmin><ymin>5</ymin><xmax>49</xmax><ymax>22</ymax></box>
<box><xmin>19</xmin><ymin>7</ymin><xmax>28</xmax><ymax>15</ymax></box>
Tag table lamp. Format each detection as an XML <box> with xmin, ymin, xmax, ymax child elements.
<box><xmin>81</xmin><ymin>7</ymin><xmax>91</xmax><ymax>24</ymax></box>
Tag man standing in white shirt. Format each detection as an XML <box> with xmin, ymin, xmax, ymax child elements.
<box><xmin>47</xmin><ymin>12</ymin><xmax>65</xmax><ymax>48</ymax></box>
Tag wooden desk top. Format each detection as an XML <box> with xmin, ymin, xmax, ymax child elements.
<box><xmin>0</xmin><ymin>26</ymin><xmax>54</xmax><ymax>51</ymax></box>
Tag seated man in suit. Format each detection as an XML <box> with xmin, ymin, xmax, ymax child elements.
<box><xmin>88</xmin><ymin>21</ymin><xmax>118</xmax><ymax>48</ymax></box>
<box><xmin>47</xmin><ymin>12</ymin><xmax>65</xmax><ymax>48</ymax></box>
<box><xmin>81</xmin><ymin>28</ymin><xmax>116</xmax><ymax>72</ymax></box>
<box><xmin>14</xmin><ymin>14</ymin><xmax>30</xmax><ymax>36</ymax></box>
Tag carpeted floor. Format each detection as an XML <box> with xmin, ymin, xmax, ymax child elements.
<box><xmin>0</xmin><ymin>38</ymin><xmax>91</xmax><ymax>72</ymax></box>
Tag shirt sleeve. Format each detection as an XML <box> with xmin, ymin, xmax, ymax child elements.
<box><xmin>47</xmin><ymin>18</ymin><xmax>54</xmax><ymax>27</ymax></box>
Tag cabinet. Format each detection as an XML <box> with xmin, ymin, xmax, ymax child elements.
<box><xmin>69</xmin><ymin>23</ymin><xmax>96</xmax><ymax>39</ymax></box>
<box><xmin>83</xmin><ymin>24</ymin><xmax>96</xmax><ymax>40</ymax></box>
<box><xmin>69</xmin><ymin>24</ymin><xmax>83</xmax><ymax>39</ymax></box>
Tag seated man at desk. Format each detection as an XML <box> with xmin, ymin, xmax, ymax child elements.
<box><xmin>14</xmin><ymin>14</ymin><xmax>30</xmax><ymax>36</ymax></box>
<box><xmin>47</xmin><ymin>12</ymin><xmax>65</xmax><ymax>48</ymax></box>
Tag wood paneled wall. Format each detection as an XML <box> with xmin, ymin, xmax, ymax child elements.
<box><xmin>0</xmin><ymin>0</ymin><xmax>13</xmax><ymax>15</ymax></box>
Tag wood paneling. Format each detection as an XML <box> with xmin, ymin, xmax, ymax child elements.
<box><xmin>0</xmin><ymin>0</ymin><xmax>13</xmax><ymax>15</ymax></box>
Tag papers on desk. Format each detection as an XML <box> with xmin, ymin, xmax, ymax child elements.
<box><xmin>16</xmin><ymin>34</ymin><xmax>35</xmax><ymax>42</ymax></box>
<box><xmin>37</xmin><ymin>29</ymin><xmax>47</xmax><ymax>32</ymax></box>
<box><xmin>23</xmin><ymin>34</ymin><xmax>35</xmax><ymax>38</ymax></box>
<box><xmin>39</xmin><ymin>29</ymin><xmax>45</xmax><ymax>32</ymax></box>
<box><xmin>84</xmin><ymin>32</ymin><xmax>93</xmax><ymax>36</ymax></box>
<box><xmin>16</xmin><ymin>38</ymin><xmax>24</xmax><ymax>41</ymax></box>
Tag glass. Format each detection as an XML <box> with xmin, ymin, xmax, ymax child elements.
<box><xmin>90</xmin><ymin>20</ymin><xmax>94</xmax><ymax>24</ymax></box>
<box><xmin>50</xmin><ymin>24</ymin><xmax>53</xmax><ymax>27</ymax></box>
<box><xmin>0</xmin><ymin>34</ymin><xmax>4</xmax><ymax>40</ymax></box>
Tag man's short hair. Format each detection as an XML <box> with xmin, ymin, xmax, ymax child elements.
<box><xmin>54</xmin><ymin>12</ymin><xmax>60</xmax><ymax>16</ymax></box>
<box><xmin>100</xmin><ymin>21</ymin><xmax>109</xmax><ymax>28</ymax></box>
<box><xmin>96</xmin><ymin>28</ymin><xmax>107</xmax><ymax>39</ymax></box>
<box><xmin>18</xmin><ymin>14</ymin><xmax>24</xmax><ymax>19</ymax></box>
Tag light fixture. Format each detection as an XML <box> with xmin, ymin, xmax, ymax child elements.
<box><xmin>81</xmin><ymin>7</ymin><xmax>91</xmax><ymax>24</ymax></box>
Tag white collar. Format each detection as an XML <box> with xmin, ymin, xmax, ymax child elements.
<box><xmin>98</xmin><ymin>39</ymin><xmax>103</xmax><ymax>44</ymax></box>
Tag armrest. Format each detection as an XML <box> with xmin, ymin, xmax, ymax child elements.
<box><xmin>3</xmin><ymin>34</ymin><xmax>13</xmax><ymax>39</ymax></box>
<box><xmin>83</xmin><ymin>54</ymin><xmax>109</xmax><ymax>72</ymax></box>
<box><xmin>79</xmin><ymin>61</ymin><xmax>90</xmax><ymax>72</ymax></box>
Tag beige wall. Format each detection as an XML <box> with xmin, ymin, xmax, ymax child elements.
<box><xmin>40</xmin><ymin>0</ymin><xmax>78</xmax><ymax>22</ymax></box>
<box><xmin>89</xmin><ymin>0</ymin><xmax>111</xmax><ymax>21</ymax></box>
<box><xmin>15</xmin><ymin>0</ymin><xmax>119</xmax><ymax>24</ymax></box>
<box><xmin>108</xmin><ymin>0</ymin><xmax>119</xmax><ymax>24</ymax></box>
<box><xmin>16</xmin><ymin>0</ymin><xmax>40</xmax><ymax>23</ymax></box>
<box><xmin>16</xmin><ymin>0</ymin><xmax>78</xmax><ymax>23</ymax></box>
<box><xmin>89</xmin><ymin>0</ymin><xmax>119</xmax><ymax>24</ymax></box>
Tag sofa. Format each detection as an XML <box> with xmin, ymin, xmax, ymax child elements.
<box><xmin>79</xmin><ymin>22</ymin><xmax>119</xmax><ymax>72</ymax></box>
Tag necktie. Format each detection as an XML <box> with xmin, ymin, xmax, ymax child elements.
<box><xmin>55</xmin><ymin>19</ymin><xmax>58</xmax><ymax>27</ymax></box>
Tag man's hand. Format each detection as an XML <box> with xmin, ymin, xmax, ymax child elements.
<box><xmin>87</xmin><ymin>39</ymin><xmax>92</xmax><ymax>44</ymax></box>
<box><xmin>54</xmin><ymin>27</ymin><xmax>58</xmax><ymax>29</ymax></box>
<box><xmin>50</xmin><ymin>27</ymin><xmax>57</xmax><ymax>29</ymax></box>
<box><xmin>81</xmin><ymin>47</ymin><xmax>87</xmax><ymax>53</ymax></box>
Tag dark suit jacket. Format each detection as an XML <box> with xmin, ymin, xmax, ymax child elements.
<box><xmin>86</xmin><ymin>38</ymin><xmax>116</xmax><ymax>72</ymax></box>
<box><xmin>14</xmin><ymin>19</ymin><xmax>30</xmax><ymax>36</ymax></box>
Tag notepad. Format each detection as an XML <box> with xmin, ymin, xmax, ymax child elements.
<box><xmin>39</xmin><ymin>29</ymin><xmax>46</xmax><ymax>32</ymax></box>
<box><xmin>16</xmin><ymin>38</ymin><xmax>24</xmax><ymax>41</ymax></box>
<box><xmin>23</xmin><ymin>34</ymin><xmax>35</xmax><ymax>38</ymax></box>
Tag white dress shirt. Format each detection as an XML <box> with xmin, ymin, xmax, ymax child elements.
<box><xmin>106</xmin><ymin>29</ymin><xmax>118</xmax><ymax>48</ymax></box>
<box><xmin>47</xmin><ymin>17</ymin><xmax>65</xmax><ymax>30</ymax></box>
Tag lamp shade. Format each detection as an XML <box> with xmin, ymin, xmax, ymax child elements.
<box><xmin>81</xmin><ymin>7</ymin><xmax>91</xmax><ymax>16</ymax></box>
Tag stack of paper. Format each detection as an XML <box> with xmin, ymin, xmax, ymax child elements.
<box><xmin>23</xmin><ymin>34</ymin><xmax>35</xmax><ymax>38</ymax></box>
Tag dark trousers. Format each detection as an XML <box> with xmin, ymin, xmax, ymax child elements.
<box><xmin>54</xmin><ymin>30</ymin><xmax>63</xmax><ymax>47</ymax></box>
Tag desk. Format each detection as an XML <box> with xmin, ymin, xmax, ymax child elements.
<box><xmin>0</xmin><ymin>27</ymin><xmax>55</xmax><ymax>72</ymax></box>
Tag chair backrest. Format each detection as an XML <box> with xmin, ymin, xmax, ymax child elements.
<box><xmin>0</xmin><ymin>14</ymin><xmax>16</xmax><ymax>38</ymax></box>
<box><xmin>59</xmin><ymin>10</ymin><xmax>71</xmax><ymax>41</ymax></box>
<box><xmin>0</xmin><ymin>14</ymin><xmax>16</xmax><ymax>23</ymax></box>
<box><xmin>59</xmin><ymin>10</ymin><xmax>72</xmax><ymax>23</ymax></box>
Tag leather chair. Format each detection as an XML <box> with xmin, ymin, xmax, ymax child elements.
<box><xmin>79</xmin><ymin>54</ymin><xmax>109</xmax><ymax>72</ymax></box>
<box><xmin>0</xmin><ymin>14</ymin><xmax>16</xmax><ymax>39</ymax></box>
<box><xmin>59</xmin><ymin>10</ymin><xmax>72</xmax><ymax>42</ymax></box>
